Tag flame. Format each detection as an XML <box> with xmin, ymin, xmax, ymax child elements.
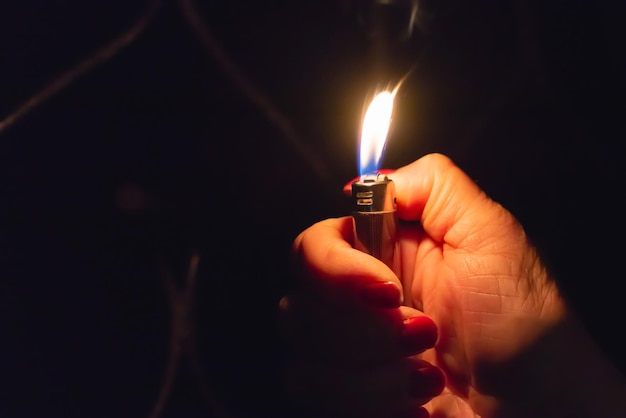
<box><xmin>359</xmin><ymin>90</ymin><xmax>396</xmax><ymax>177</ymax></box>
<box><xmin>357</xmin><ymin>70</ymin><xmax>413</xmax><ymax>177</ymax></box>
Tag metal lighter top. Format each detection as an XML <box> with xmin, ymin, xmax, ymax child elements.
<box><xmin>351</xmin><ymin>173</ymin><xmax>398</xmax><ymax>272</ymax></box>
<box><xmin>352</xmin><ymin>173</ymin><xmax>397</xmax><ymax>213</ymax></box>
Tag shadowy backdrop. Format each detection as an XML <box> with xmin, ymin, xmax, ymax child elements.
<box><xmin>1</xmin><ymin>1</ymin><xmax>624</xmax><ymax>417</ymax></box>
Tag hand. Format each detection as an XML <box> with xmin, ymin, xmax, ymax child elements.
<box><xmin>281</xmin><ymin>220</ymin><xmax>445</xmax><ymax>417</ymax></box>
<box><xmin>386</xmin><ymin>153</ymin><xmax>567</xmax><ymax>417</ymax></box>
<box><xmin>282</xmin><ymin>153</ymin><xmax>626</xmax><ymax>418</ymax></box>
<box><xmin>357</xmin><ymin>154</ymin><xmax>625</xmax><ymax>417</ymax></box>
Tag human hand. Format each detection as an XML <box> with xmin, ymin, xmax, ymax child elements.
<box><xmin>282</xmin><ymin>153</ymin><xmax>626</xmax><ymax>418</ymax></box>
<box><xmin>281</xmin><ymin>219</ymin><xmax>445</xmax><ymax>417</ymax></box>
<box><xmin>350</xmin><ymin>154</ymin><xmax>626</xmax><ymax>418</ymax></box>
<box><xmin>380</xmin><ymin>153</ymin><xmax>567</xmax><ymax>417</ymax></box>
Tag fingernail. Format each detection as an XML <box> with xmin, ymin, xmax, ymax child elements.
<box><xmin>359</xmin><ymin>281</ymin><xmax>401</xmax><ymax>308</ymax></box>
<box><xmin>399</xmin><ymin>316</ymin><xmax>438</xmax><ymax>355</ymax></box>
<box><xmin>409</xmin><ymin>366</ymin><xmax>445</xmax><ymax>398</ymax></box>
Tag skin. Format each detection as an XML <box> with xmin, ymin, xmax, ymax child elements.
<box><xmin>282</xmin><ymin>153</ymin><xmax>626</xmax><ymax>418</ymax></box>
<box><xmin>391</xmin><ymin>153</ymin><xmax>564</xmax><ymax>416</ymax></box>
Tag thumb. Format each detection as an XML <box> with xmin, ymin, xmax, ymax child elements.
<box><xmin>390</xmin><ymin>153</ymin><xmax>510</xmax><ymax>247</ymax></box>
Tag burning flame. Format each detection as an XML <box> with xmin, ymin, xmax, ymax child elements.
<box><xmin>359</xmin><ymin>90</ymin><xmax>396</xmax><ymax>177</ymax></box>
<box><xmin>358</xmin><ymin>70</ymin><xmax>413</xmax><ymax>177</ymax></box>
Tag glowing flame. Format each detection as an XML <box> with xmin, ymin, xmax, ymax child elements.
<box><xmin>359</xmin><ymin>91</ymin><xmax>396</xmax><ymax>177</ymax></box>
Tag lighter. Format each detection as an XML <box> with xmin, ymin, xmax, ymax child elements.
<box><xmin>351</xmin><ymin>172</ymin><xmax>410</xmax><ymax>305</ymax></box>
<box><xmin>351</xmin><ymin>173</ymin><xmax>398</xmax><ymax>272</ymax></box>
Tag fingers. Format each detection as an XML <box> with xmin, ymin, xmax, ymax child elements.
<box><xmin>280</xmin><ymin>290</ymin><xmax>443</xmax><ymax>417</ymax></box>
<box><xmin>279</xmin><ymin>292</ymin><xmax>403</xmax><ymax>365</ymax></box>
<box><xmin>279</xmin><ymin>296</ymin><xmax>438</xmax><ymax>365</ymax></box>
<box><xmin>287</xmin><ymin>356</ymin><xmax>445</xmax><ymax>418</ymax></box>
<box><xmin>292</xmin><ymin>216</ymin><xmax>403</xmax><ymax>307</ymax></box>
<box><xmin>285</xmin><ymin>214</ymin><xmax>439</xmax><ymax>366</ymax></box>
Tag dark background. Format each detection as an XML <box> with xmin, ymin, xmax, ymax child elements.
<box><xmin>1</xmin><ymin>1</ymin><xmax>624</xmax><ymax>417</ymax></box>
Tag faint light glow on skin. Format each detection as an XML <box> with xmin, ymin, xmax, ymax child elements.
<box><xmin>359</xmin><ymin>90</ymin><xmax>395</xmax><ymax>177</ymax></box>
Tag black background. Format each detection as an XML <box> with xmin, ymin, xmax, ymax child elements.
<box><xmin>1</xmin><ymin>1</ymin><xmax>625</xmax><ymax>417</ymax></box>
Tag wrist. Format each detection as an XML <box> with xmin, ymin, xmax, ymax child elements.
<box><xmin>471</xmin><ymin>287</ymin><xmax>626</xmax><ymax>418</ymax></box>
<box><xmin>549</xmin><ymin>308</ymin><xmax>626</xmax><ymax>418</ymax></box>
<box><xmin>498</xmin><ymin>303</ymin><xmax>626</xmax><ymax>418</ymax></box>
<box><xmin>517</xmin><ymin>265</ymin><xmax>626</xmax><ymax>417</ymax></box>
